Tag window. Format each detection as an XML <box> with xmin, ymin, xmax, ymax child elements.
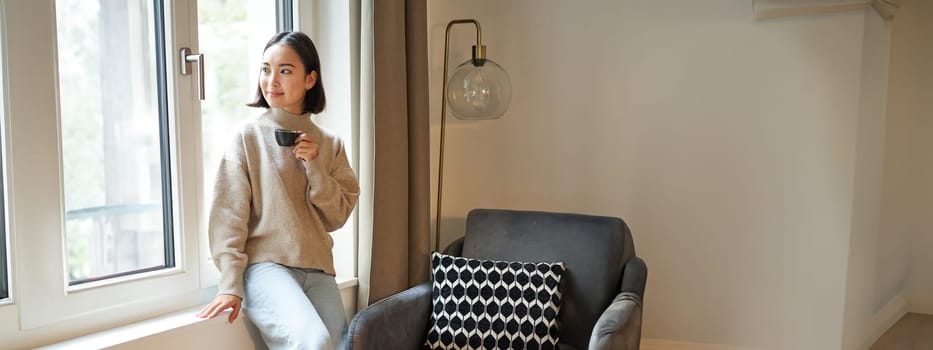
<box><xmin>2</xmin><ymin>0</ymin><xmax>213</xmax><ymax>334</ymax></box>
<box><xmin>195</xmin><ymin>0</ymin><xmax>279</xmax><ymax>286</ymax></box>
<box><xmin>56</xmin><ymin>0</ymin><xmax>172</xmax><ymax>285</ymax></box>
<box><xmin>197</xmin><ymin>0</ymin><xmax>277</xmax><ymax>211</ymax></box>
<box><xmin>197</xmin><ymin>0</ymin><xmax>357</xmax><ymax>281</ymax></box>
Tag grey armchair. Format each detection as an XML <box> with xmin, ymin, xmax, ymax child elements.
<box><xmin>347</xmin><ymin>208</ymin><xmax>647</xmax><ymax>350</ymax></box>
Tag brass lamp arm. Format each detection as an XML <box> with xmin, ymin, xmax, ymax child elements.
<box><xmin>435</xmin><ymin>19</ymin><xmax>484</xmax><ymax>252</ymax></box>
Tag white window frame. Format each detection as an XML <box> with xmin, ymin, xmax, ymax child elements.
<box><xmin>0</xmin><ymin>0</ymin><xmax>203</xmax><ymax>344</ymax></box>
<box><xmin>0</xmin><ymin>0</ymin><xmax>15</xmax><ymax>325</ymax></box>
<box><xmin>0</xmin><ymin>0</ymin><xmax>362</xmax><ymax>347</ymax></box>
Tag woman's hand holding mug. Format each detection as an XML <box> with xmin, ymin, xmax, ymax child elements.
<box><xmin>293</xmin><ymin>133</ymin><xmax>319</xmax><ymax>162</ymax></box>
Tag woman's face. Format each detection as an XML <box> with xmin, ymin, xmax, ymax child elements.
<box><xmin>259</xmin><ymin>44</ymin><xmax>316</xmax><ymax>114</ymax></box>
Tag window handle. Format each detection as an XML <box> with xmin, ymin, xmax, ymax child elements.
<box><xmin>180</xmin><ymin>48</ymin><xmax>205</xmax><ymax>100</ymax></box>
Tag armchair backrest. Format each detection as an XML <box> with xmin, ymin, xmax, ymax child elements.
<box><xmin>457</xmin><ymin>209</ymin><xmax>635</xmax><ymax>349</ymax></box>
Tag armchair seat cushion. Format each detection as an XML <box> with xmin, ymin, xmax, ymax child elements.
<box><xmin>424</xmin><ymin>252</ymin><xmax>566</xmax><ymax>350</ymax></box>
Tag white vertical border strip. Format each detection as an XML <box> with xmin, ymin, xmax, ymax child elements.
<box><xmin>6</xmin><ymin>0</ymin><xmax>70</xmax><ymax>331</ymax></box>
<box><xmin>0</xmin><ymin>0</ymin><xmax>19</xmax><ymax>328</ymax></box>
<box><xmin>347</xmin><ymin>0</ymin><xmax>363</xmax><ymax>311</ymax></box>
<box><xmin>356</xmin><ymin>0</ymin><xmax>374</xmax><ymax>311</ymax></box>
<box><xmin>170</xmin><ymin>0</ymin><xmax>210</xmax><ymax>299</ymax></box>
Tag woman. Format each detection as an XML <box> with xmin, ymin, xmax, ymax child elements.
<box><xmin>197</xmin><ymin>31</ymin><xmax>359</xmax><ymax>350</ymax></box>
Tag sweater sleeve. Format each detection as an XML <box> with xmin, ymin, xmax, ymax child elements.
<box><xmin>305</xmin><ymin>139</ymin><xmax>360</xmax><ymax>232</ymax></box>
<box><xmin>208</xmin><ymin>149</ymin><xmax>252</xmax><ymax>299</ymax></box>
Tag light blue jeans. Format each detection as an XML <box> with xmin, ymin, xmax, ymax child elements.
<box><xmin>243</xmin><ymin>262</ymin><xmax>347</xmax><ymax>350</ymax></box>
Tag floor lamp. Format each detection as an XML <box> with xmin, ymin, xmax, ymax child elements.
<box><xmin>435</xmin><ymin>19</ymin><xmax>512</xmax><ymax>252</ymax></box>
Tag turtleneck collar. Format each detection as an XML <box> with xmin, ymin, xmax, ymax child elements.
<box><xmin>265</xmin><ymin>107</ymin><xmax>313</xmax><ymax>130</ymax></box>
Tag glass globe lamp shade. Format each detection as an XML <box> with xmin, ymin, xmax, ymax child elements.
<box><xmin>446</xmin><ymin>58</ymin><xmax>511</xmax><ymax>120</ymax></box>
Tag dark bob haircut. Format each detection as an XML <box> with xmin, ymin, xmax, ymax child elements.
<box><xmin>247</xmin><ymin>31</ymin><xmax>326</xmax><ymax>114</ymax></box>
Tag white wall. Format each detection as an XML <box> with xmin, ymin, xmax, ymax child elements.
<box><xmin>840</xmin><ymin>3</ymin><xmax>933</xmax><ymax>348</ymax></box>
<box><xmin>840</xmin><ymin>9</ymin><xmax>892</xmax><ymax>350</ymax></box>
<box><xmin>427</xmin><ymin>1</ymin><xmax>884</xmax><ymax>349</ymax></box>
<box><xmin>838</xmin><ymin>2</ymin><xmax>933</xmax><ymax>349</ymax></box>
<box><xmin>887</xmin><ymin>0</ymin><xmax>933</xmax><ymax>314</ymax></box>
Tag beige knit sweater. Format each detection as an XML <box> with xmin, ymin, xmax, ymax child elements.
<box><xmin>208</xmin><ymin>108</ymin><xmax>360</xmax><ymax>298</ymax></box>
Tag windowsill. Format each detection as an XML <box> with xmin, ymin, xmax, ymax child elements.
<box><xmin>37</xmin><ymin>277</ymin><xmax>359</xmax><ymax>350</ymax></box>
<box><xmin>336</xmin><ymin>275</ymin><xmax>359</xmax><ymax>290</ymax></box>
<box><xmin>36</xmin><ymin>305</ymin><xmax>222</xmax><ymax>350</ymax></box>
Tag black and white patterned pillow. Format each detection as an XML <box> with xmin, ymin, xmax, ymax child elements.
<box><xmin>424</xmin><ymin>252</ymin><xmax>565</xmax><ymax>350</ymax></box>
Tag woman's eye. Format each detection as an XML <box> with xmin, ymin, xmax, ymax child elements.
<box><xmin>261</xmin><ymin>67</ymin><xmax>270</xmax><ymax>73</ymax></box>
<box><xmin>281</xmin><ymin>69</ymin><xmax>292</xmax><ymax>74</ymax></box>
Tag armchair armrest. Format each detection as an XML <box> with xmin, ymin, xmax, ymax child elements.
<box><xmin>588</xmin><ymin>292</ymin><xmax>643</xmax><ymax>350</ymax></box>
<box><xmin>347</xmin><ymin>282</ymin><xmax>433</xmax><ymax>350</ymax></box>
<box><xmin>588</xmin><ymin>255</ymin><xmax>647</xmax><ymax>350</ymax></box>
<box><xmin>620</xmin><ymin>256</ymin><xmax>647</xmax><ymax>299</ymax></box>
<box><xmin>442</xmin><ymin>237</ymin><xmax>464</xmax><ymax>255</ymax></box>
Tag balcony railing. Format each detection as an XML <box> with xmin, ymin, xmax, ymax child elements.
<box><xmin>65</xmin><ymin>203</ymin><xmax>167</xmax><ymax>285</ymax></box>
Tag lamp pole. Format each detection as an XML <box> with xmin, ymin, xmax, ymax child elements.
<box><xmin>435</xmin><ymin>19</ymin><xmax>483</xmax><ymax>252</ymax></box>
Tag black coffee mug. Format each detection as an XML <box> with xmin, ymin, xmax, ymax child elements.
<box><xmin>274</xmin><ymin>129</ymin><xmax>302</xmax><ymax>147</ymax></box>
